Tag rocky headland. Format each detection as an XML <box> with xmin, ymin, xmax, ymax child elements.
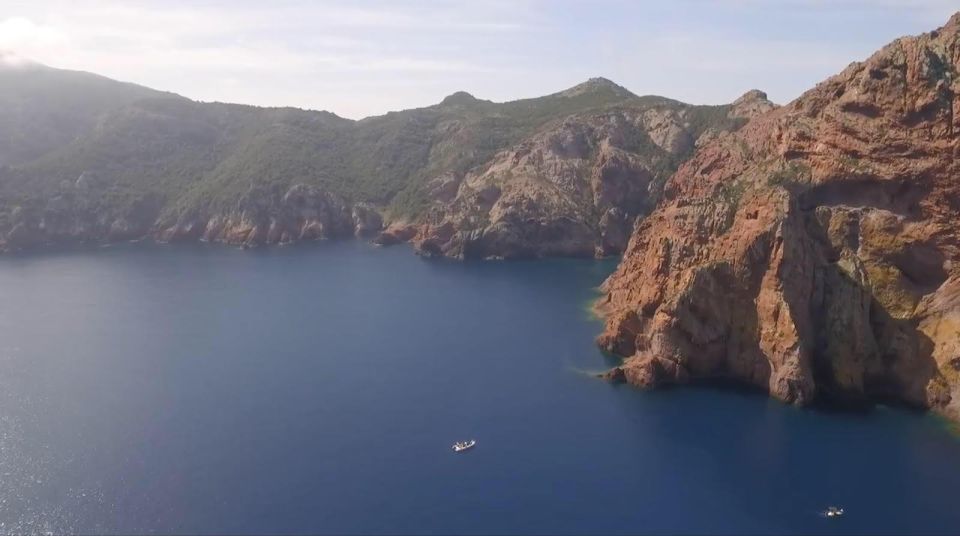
<box><xmin>4</xmin><ymin>13</ymin><xmax>960</xmax><ymax>424</ymax></box>
<box><xmin>596</xmin><ymin>13</ymin><xmax>960</xmax><ymax>420</ymax></box>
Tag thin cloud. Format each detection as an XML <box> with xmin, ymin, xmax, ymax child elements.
<box><xmin>0</xmin><ymin>0</ymin><xmax>955</xmax><ymax>118</ymax></box>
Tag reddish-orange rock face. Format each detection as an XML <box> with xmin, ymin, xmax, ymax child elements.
<box><xmin>598</xmin><ymin>13</ymin><xmax>960</xmax><ymax>420</ymax></box>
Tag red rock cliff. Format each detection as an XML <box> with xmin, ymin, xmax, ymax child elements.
<box><xmin>597</xmin><ymin>13</ymin><xmax>960</xmax><ymax>420</ymax></box>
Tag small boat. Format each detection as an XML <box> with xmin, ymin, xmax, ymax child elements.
<box><xmin>452</xmin><ymin>439</ymin><xmax>476</xmax><ymax>452</ymax></box>
<box><xmin>824</xmin><ymin>506</ymin><xmax>844</xmax><ymax>518</ymax></box>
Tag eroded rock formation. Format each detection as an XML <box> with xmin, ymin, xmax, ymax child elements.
<box><xmin>402</xmin><ymin>96</ymin><xmax>772</xmax><ymax>259</ymax></box>
<box><xmin>1</xmin><ymin>181</ymin><xmax>382</xmax><ymax>250</ymax></box>
<box><xmin>597</xmin><ymin>13</ymin><xmax>960</xmax><ymax>420</ymax></box>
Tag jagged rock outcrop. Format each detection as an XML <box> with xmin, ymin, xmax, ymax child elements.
<box><xmin>159</xmin><ymin>184</ymin><xmax>383</xmax><ymax>246</ymax></box>
<box><xmin>373</xmin><ymin>221</ymin><xmax>419</xmax><ymax>246</ymax></box>
<box><xmin>352</xmin><ymin>203</ymin><xmax>383</xmax><ymax>237</ymax></box>
<box><xmin>411</xmin><ymin>111</ymin><xmax>663</xmax><ymax>259</ymax></box>
<box><xmin>0</xmin><ymin>176</ymin><xmax>164</xmax><ymax>248</ymax></box>
<box><xmin>597</xmin><ymin>13</ymin><xmax>960</xmax><ymax>420</ymax></box>
<box><xmin>403</xmin><ymin>94</ymin><xmax>774</xmax><ymax>259</ymax></box>
<box><xmin>0</xmin><ymin>180</ymin><xmax>382</xmax><ymax>251</ymax></box>
<box><xmin>728</xmin><ymin>90</ymin><xmax>777</xmax><ymax>119</ymax></box>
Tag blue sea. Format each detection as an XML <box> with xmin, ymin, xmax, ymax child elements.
<box><xmin>1</xmin><ymin>241</ymin><xmax>959</xmax><ymax>535</ymax></box>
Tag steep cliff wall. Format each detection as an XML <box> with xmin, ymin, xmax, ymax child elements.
<box><xmin>597</xmin><ymin>13</ymin><xmax>960</xmax><ymax>420</ymax></box>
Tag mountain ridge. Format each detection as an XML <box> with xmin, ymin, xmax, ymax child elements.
<box><xmin>0</xmin><ymin>64</ymin><xmax>772</xmax><ymax>254</ymax></box>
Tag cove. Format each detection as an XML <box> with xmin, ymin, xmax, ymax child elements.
<box><xmin>1</xmin><ymin>241</ymin><xmax>960</xmax><ymax>535</ymax></box>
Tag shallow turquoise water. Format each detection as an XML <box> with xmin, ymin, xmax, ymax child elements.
<box><xmin>1</xmin><ymin>240</ymin><xmax>959</xmax><ymax>535</ymax></box>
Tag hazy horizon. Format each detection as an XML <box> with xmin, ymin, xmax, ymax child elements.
<box><xmin>1</xmin><ymin>0</ymin><xmax>957</xmax><ymax>119</ymax></box>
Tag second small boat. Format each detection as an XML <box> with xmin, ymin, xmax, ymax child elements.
<box><xmin>824</xmin><ymin>506</ymin><xmax>844</xmax><ymax>518</ymax></box>
<box><xmin>452</xmin><ymin>439</ymin><xmax>476</xmax><ymax>452</ymax></box>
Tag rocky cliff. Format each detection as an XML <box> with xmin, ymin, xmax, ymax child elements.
<box><xmin>390</xmin><ymin>91</ymin><xmax>774</xmax><ymax>259</ymax></box>
<box><xmin>597</xmin><ymin>13</ymin><xmax>960</xmax><ymax>420</ymax></box>
<box><xmin>0</xmin><ymin>187</ymin><xmax>385</xmax><ymax>253</ymax></box>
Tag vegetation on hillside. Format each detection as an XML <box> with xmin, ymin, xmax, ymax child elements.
<box><xmin>0</xmin><ymin>67</ymin><xmax>748</xmax><ymax>229</ymax></box>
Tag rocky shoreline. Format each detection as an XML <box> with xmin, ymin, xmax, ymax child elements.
<box><xmin>3</xmin><ymin>13</ymin><xmax>960</xmax><ymax>425</ymax></box>
<box><xmin>595</xmin><ymin>13</ymin><xmax>960</xmax><ymax>422</ymax></box>
<box><xmin>0</xmin><ymin>182</ymin><xmax>383</xmax><ymax>252</ymax></box>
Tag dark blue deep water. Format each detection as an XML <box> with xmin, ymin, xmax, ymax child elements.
<box><xmin>2</xmin><ymin>241</ymin><xmax>960</xmax><ymax>535</ymax></box>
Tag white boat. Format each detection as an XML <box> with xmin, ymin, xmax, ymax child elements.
<box><xmin>825</xmin><ymin>506</ymin><xmax>844</xmax><ymax>518</ymax></box>
<box><xmin>452</xmin><ymin>439</ymin><xmax>476</xmax><ymax>452</ymax></box>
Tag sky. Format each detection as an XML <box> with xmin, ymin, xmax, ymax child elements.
<box><xmin>0</xmin><ymin>0</ymin><xmax>957</xmax><ymax>119</ymax></box>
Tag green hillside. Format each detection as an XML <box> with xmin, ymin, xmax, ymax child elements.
<box><xmin>0</xmin><ymin>66</ymin><xmax>744</xmax><ymax>242</ymax></box>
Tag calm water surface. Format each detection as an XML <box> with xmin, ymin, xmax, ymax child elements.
<box><xmin>1</xmin><ymin>241</ymin><xmax>959</xmax><ymax>535</ymax></box>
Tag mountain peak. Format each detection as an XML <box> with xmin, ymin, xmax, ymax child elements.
<box><xmin>945</xmin><ymin>11</ymin><xmax>960</xmax><ymax>30</ymax></box>
<box><xmin>558</xmin><ymin>77</ymin><xmax>635</xmax><ymax>99</ymax></box>
<box><xmin>729</xmin><ymin>89</ymin><xmax>777</xmax><ymax>119</ymax></box>
<box><xmin>440</xmin><ymin>91</ymin><xmax>479</xmax><ymax>106</ymax></box>
<box><xmin>733</xmin><ymin>89</ymin><xmax>769</xmax><ymax>103</ymax></box>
